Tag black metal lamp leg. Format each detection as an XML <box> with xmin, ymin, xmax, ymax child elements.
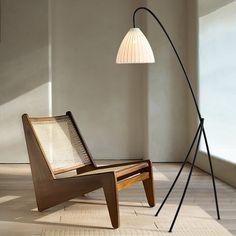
<box><xmin>131</xmin><ymin>7</ymin><xmax>221</xmax><ymax>233</ymax></box>
<box><xmin>202</xmin><ymin>128</ymin><xmax>220</xmax><ymax>220</ymax></box>
<box><xmin>155</xmin><ymin>123</ymin><xmax>202</xmax><ymax>217</ymax></box>
<box><xmin>169</xmin><ymin>122</ymin><xmax>203</xmax><ymax>232</ymax></box>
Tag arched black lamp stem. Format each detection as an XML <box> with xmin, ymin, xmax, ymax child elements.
<box><xmin>132</xmin><ymin>6</ymin><xmax>220</xmax><ymax>232</ymax></box>
<box><xmin>133</xmin><ymin>7</ymin><xmax>202</xmax><ymax>120</ymax></box>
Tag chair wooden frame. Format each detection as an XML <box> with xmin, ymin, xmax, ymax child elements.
<box><xmin>22</xmin><ymin>111</ymin><xmax>155</xmax><ymax>228</ymax></box>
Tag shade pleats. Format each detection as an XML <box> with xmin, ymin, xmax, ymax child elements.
<box><xmin>116</xmin><ymin>28</ymin><xmax>155</xmax><ymax>64</ymax></box>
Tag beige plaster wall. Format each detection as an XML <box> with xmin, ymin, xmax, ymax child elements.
<box><xmin>0</xmin><ymin>0</ymin><xmax>50</xmax><ymax>163</ymax></box>
<box><xmin>51</xmin><ymin>0</ymin><xmax>190</xmax><ymax>161</ymax></box>
<box><xmin>187</xmin><ymin>0</ymin><xmax>199</xmax><ymax>150</ymax></box>
<box><xmin>0</xmin><ymin>0</ymin><xmax>194</xmax><ymax>164</ymax></box>
<box><xmin>145</xmin><ymin>0</ymin><xmax>189</xmax><ymax>162</ymax></box>
<box><xmin>51</xmin><ymin>0</ymin><xmax>146</xmax><ymax>159</ymax></box>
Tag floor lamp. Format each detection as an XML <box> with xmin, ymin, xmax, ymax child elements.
<box><xmin>116</xmin><ymin>7</ymin><xmax>220</xmax><ymax>232</ymax></box>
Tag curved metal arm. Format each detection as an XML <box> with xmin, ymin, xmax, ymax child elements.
<box><xmin>133</xmin><ymin>7</ymin><xmax>202</xmax><ymax>120</ymax></box>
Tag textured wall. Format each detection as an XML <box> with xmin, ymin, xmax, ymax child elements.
<box><xmin>0</xmin><ymin>0</ymin><xmax>191</xmax><ymax>163</ymax></box>
<box><xmin>51</xmin><ymin>0</ymin><xmax>146</xmax><ymax>159</ymax></box>
<box><xmin>0</xmin><ymin>0</ymin><xmax>50</xmax><ymax>163</ymax></box>
<box><xmin>145</xmin><ymin>0</ymin><xmax>189</xmax><ymax>161</ymax></box>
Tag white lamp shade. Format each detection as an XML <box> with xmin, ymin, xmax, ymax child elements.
<box><xmin>116</xmin><ymin>28</ymin><xmax>155</xmax><ymax>64</ymax></box>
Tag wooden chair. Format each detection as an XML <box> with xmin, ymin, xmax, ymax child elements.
<box><xmin>22</xmin><ymin>111</ymin><xmax>155</xmax><ymax>228</ymax></box>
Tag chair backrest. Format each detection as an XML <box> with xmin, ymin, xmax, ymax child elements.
<box><xmin>23</xmin><ymin>112</ymin><xmax>95</xmax><ymax>175</ymax></box>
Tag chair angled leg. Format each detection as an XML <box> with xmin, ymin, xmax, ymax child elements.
<box><xmin>102</xmin><ymin>173</ymin><xmax>119</xmax><ymax>229</ymax></box>
<box><xmin>143</xmin><ymin>178</ymin><xmax>155</xmax><ymax>207</ymax></box>
<box><xmin>142</xmin><ymin>161</ymin><xmax>155</xmax><ymax>207</ymax></box>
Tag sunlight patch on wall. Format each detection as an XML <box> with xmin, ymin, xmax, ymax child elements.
<box><xmin>199</xmin><ymin>2</ymin><xmax>236</xmax><ymax>164</ymax></box>
<box><xmin>0</xmin><ymin>83</ymin><xmax>50</xmax><ymax>163</ymax></box>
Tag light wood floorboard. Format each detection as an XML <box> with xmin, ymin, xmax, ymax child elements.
<box><xmin>0</xmin><ymin>162</ymin><xmax>235</xmax><ymax>235</ymax></box>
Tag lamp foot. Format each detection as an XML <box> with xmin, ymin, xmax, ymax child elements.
<box><xmin>155</xmin><ymin>120</ymin><xmax>220</xmax><ymax>232</ymax></box>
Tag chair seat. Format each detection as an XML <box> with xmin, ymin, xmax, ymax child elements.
<box><xmin>56</xmin><ymin>162</ymin><xmax>149</xmax><ymax>179</ymax></box>
<box><xmin>79</xmin><ymin>162</ymin><xmax>149</xmax><ymax>178</ymax></box>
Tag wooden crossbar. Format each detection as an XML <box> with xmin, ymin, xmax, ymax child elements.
<box><xmin>117</xmin><ymin>172</ymin><xmax>149</xmax><ymax>191</ymax></box>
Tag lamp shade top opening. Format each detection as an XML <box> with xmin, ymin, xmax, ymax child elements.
<box><xmin>116</xmin><ymin>28</ymin><xmax>155</xmax><ymax>64</ymax></box>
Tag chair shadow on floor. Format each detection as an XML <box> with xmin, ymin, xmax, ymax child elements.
<box><xmin>0</xmin><ymin>172</ymin><xmax>155</xmax><ymax>230</ymax></box>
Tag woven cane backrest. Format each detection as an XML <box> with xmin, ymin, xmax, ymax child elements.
<box><xmin>30</xmin><ymin>115</ymin><xmax>92</xmax><ymax>173</ymax></box>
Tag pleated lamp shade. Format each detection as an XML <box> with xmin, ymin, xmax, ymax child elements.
<box><xmin>116</xmin><ymin>28</ymin><xmax>155</xmax><ymax>64</ymax></box>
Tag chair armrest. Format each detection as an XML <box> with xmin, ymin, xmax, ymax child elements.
<box><xmin>95</xmin><ymin>160</ymin><xmax>151</xmax><ymax>170</ymax></box>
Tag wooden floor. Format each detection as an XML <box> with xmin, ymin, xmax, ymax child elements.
<box><xmin>0</xmin><ymin>162</ymin><xmax>235</xmax><ymax>235</ymax></box>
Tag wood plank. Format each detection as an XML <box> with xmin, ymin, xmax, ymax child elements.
<box><xmin>117</xmin><ymin>172</ymin><xmax>149</xmax><ymax>191</ymax></box>
<box><xmin>0</xmin><ymin>162</ymin><xmax>235</xmax><ymax>235</ymax></box>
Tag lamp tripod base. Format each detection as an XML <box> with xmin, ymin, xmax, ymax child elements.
<box><xmin>155</xmin><ymin>118</ymin><xmax>220</xmax><ymax>232</ymax></box>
